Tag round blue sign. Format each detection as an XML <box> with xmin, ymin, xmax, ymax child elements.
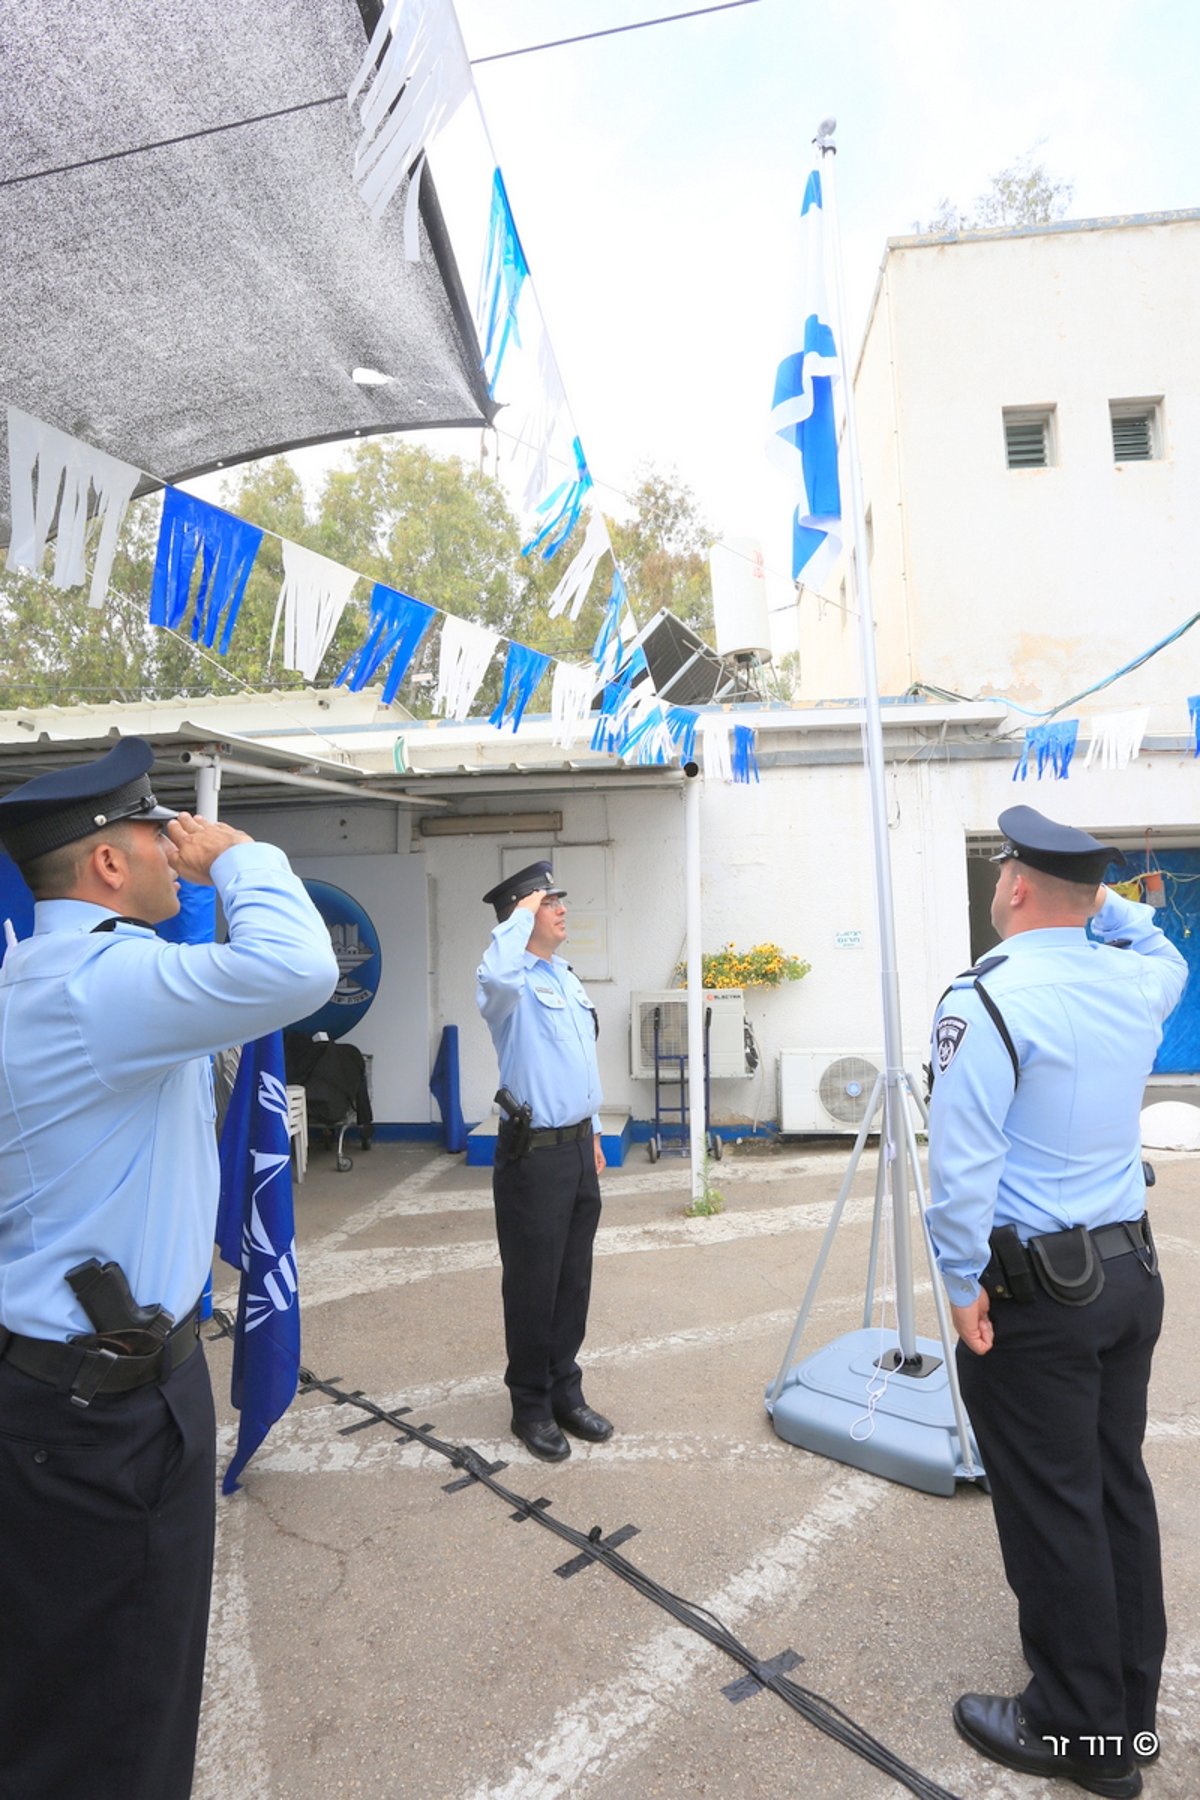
<box><xmin>289</xmin><ymin>880</ymin><xmax>383</xmax><ymax>1039</ymax></box>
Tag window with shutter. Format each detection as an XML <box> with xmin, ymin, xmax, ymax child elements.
<box><xmin>1002</xmin><ymin>407</ymin><xmax>1055</xmax><ymax>469</ymax></box>
<box><xmin>1110</xmin><ymin>400</ymin><xmax>1160</xmax><ymax>461</ymax></box>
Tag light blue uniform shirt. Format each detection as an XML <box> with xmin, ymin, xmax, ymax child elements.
<box><xmin>927</xmin><ymin>890</ymin><xmax>1187</xmax><ymax>1307</ymax></box>
<box><xmin>476</xmin><ymin>909</ymin><xmax>602</xmax><ymax>1130</ymax></box>
<box><xmin>0</xmin><ymin>842</ymin><xmax>338</xmax><ymax>1339</ymax></box>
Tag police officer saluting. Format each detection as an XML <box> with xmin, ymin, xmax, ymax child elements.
<box><xmin>927</xmin><ymin>805</ymin><xmax>1186</xmax><ymax>1799</ymax></box>
<box><xmin>0</xmin><ymin>738</ymin><xmax>338</xmax><ymax>1800</ymax></box>
<box><xmin>477</xmin><ymin>861</ymin><xmax>612</xmax><ymax>1462</ymax></box>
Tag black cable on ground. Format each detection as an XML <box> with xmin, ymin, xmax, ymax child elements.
<box><xmin>208</xmin><ymin>1316</ymin><xmax>961</xmax><ymax>1800</ymax></box>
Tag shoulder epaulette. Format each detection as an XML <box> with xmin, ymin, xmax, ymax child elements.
<box><xmin>928</xmin><ymin>952</ymin><xmax>1019</xmax><ymax>1095</ymax></box>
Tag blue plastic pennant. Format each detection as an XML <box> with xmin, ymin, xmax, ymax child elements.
<box><xmin>480</xmin><ymin>169</ymin><xmax>529</xmax><ymax>396</ymax></box>
<box><xmin>732</xmin><ymin>725</ymin><xmax>760</xmax><ymax>785</ymax></box>
<box><xmin>522</xmin><ymin>437</ymin><xmax>593</xmax><ymax>561</ymax></box>
<box><xmin>621</xmin><ymin>702</ymin><xmax>674</xmax><ymax>765</ymax></box>
<box><xmin>591</xmin><ymin>570</ymin><xmax>626</xmax><ymax>681</ymax></box>
<box><xmin>590</xmin><ymin>657</ymin><xmax>641</xmax><ymax>753</ymax></box>
<box><xmin>336</xmin><ymin>583</ymin><xmax>436</xmax><ymax>706</ymax></box>
<box><xmin>149</xmin><ymin>488</ymin><xmax>263</xmax><ymax>653</ymax></box>
<box><xmin>1013</xmin><ymin>719</ymin><xmax>1079</xmax><ymax>781</ymax></box>
<box><xmin>1189</xmin><ymin>695</ymin><xmax>1200</xmax><ymax>756</ymax></box>
<box><xmin>489</xmin><ymin>640</ymin><xmax>552</xmax><ymax>732</ymax></box>
<box><xmin>666</xmin><ymin>707</ymin><xmax>700</xmax><ymax>765</ymax></box>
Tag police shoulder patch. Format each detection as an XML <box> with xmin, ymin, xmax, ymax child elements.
<box><xmin>935</xmin><ymin>1015</ymin><xmax>969</xmax><ymax>1074</ymax></box>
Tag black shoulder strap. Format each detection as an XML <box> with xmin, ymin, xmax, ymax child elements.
<box><xmin>929</xmin><ymin>953</ymin><xmax>1019</xmax><ymax>1091</ymax></box>
<box><xmin>91</xmin><ymin>915</ymin><xmax>155</xmax><ymax>933</ymax></box>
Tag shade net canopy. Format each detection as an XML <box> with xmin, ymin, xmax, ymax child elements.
<box><xmin>0</xmin><ymin>0</ymin><xmax>492</xmax><ymax>540</ymax></box>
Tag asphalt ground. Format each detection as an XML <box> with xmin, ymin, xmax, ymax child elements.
<box><xmin>194</xmin><ymin>1139</ymin><xmax>1199</xmax><ymax>1800</ymax></box>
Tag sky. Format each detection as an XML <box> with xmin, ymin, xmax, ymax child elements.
<box><xmin>285</xmin><ymin>0</ymin><xmax>1200</xmax><ymax>641</ymax></box>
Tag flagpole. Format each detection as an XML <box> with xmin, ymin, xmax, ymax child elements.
<box><xmin>815</xmin><ymin>121</ymin><xmax>919</xmax><ymax>1362</ymax></box>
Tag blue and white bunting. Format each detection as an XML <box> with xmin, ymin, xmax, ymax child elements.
<box><xmin>336</xmin><ymin>583</ymin><xmax>437</xmax><ymax>705</ymax></box>
<box><xmin>550</xmin><ymin>661</ymin><xmax>597</xmax><ymax>749</ymax></box>
<box><xmin>479</xmin><ymin>168</ymin><xmax>529</xmax><ymax>396</ymax></box>
<box><xmin>1190</xmin><ymin>695</ymin><xmax>1200</xmax><ymax>756</ymax></box>
<box><xmin>434</xmin><ymin>614</ymin><xmax>499</xmax><ymax>720</ymax></box>
<box><xmin>546</xmin><ymin>508</ymin><xmax>611</xmax><ymax>621</ymax></box>
<box><xmin>6</xmin><ymin>406</ymin><xmax>140</xmax><ymax>610</ymax></box>
<box><xmin>666</xmin><ymin>706</ymin><xmax>700</xmax><ymax>765</ymax></box>
<box><xmin>767</xmin><ymin>166</ymin><xmax>842</xmax><ymax>586</ymax></box>
<box><xmin>347</xmin><ymin>0</ymin><xmax>471</xmax><ymax>238</ymax></box>
<box><xmin>270</xmin><ymin>540</ymin><xmax>360</xmax><ymax>682</ymax></box>
<box><xmin>149</xmin><ymin>488</ymin><xmax>264</xmax><ymax>654</ymax></box>
<box><xmin>490</xmin><ymin>641</ymin><xmax>552</xmax><ymax>732</ymax></box>
<box><xmin>215</xmin><ymin>1033</ymin><xmax>300</xmax><ymax>1494</ymax></box>
<box><xmin>522</xmin><ymin>437</ymin><xmax>593</xmax><ymax>561</ymax></box>
<box><xmin>732</xmin><ymin>724</ymin><xmax>760</xmax><ymax>785</ymax></box>
<box><xmin>1013</xmin><ymin>719</ymin><xmax>1079</xmax><ymax>781</ymax></box>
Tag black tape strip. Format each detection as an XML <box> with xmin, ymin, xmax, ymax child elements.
<box><xmin>444</xmin><ymin>1457</ymin><xmax>507</xmax><ymax>1494</ymax></box>
<box><xmin>555</xmin><ymin>1524</ymin><xmax>640</xmax><ymax>1579</ymax></box>
<box><xmin>722</xmin><ymin>1648</ymin><xmax>803</xmax><ymax>1703</ymax></box>
<box><xmin>339</xmin><ymin>1408</ymin><xmax>407</xmax><ymax>1436</ymax></box>
<box><xmin>510</xmin><ymin>1497</ymin><xmax>553</xmax><ymax>1522</ymax></box>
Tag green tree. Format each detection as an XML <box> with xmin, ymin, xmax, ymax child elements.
<box><xmin>920</xmin><ymin>147</ymin><xmax>1074</xmax><ymax>235</ymax></box>
<box><xmin>0</xmin><ymin>443</ymin><xmax>719</xmax><ymax>713</ymax></box>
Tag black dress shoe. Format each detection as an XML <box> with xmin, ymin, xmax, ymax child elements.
<box><xmin>511</xmin><ymin>1418</ymin><xmax>571</xmax><ymax>1462</ymax></box>
<box><xmin>953</xmin><ymin>1694</ymin><xmax>1142</xmax><ymax>1799</ymax></box>
<box><xmin>553</xmin><ymin>1403</ymin><xmax>614</xmax><ymax>1442</ymax></box>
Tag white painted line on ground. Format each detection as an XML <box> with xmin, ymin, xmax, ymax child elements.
<box><xmin>305</xmin><ymin>1148</ymin><xmax>881</xmax><ymax>1243</ymax></box>
<box><xmin>459</xmin><ymin>1469</ymin><xmax>888</xmax><ymax>1800</ymax></box>
<box><xmin>194</xmin><ymin>1494</ymin><xmax>270</xmax><ymax>1800</ymax></box>
<box><xmin>287</xmin><ymin>1193</ymin><xmax>886</xmax><ymax>1312</ymax></box>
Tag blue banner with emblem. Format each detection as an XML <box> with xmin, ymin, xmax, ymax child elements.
<box><xmin>215</xmin><ymin>1030</ymin><xmax>299</xmax><ymax>1493</ymax></box>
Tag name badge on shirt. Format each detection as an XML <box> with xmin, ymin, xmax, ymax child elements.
<box><xmin>533</xmin><ymin>985</ymin><xmax>565</xmax><ymax>1009</ymax></box>
<box><xmin>935</xmin><ymin>1015</ymin><xmax>969</xmax><ymax>1074</ymax></box>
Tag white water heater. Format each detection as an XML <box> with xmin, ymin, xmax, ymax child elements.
<box><xmin>709</xmin><ymin>536</ymin><xmax>772</xmax><ymax>664</ymax></box>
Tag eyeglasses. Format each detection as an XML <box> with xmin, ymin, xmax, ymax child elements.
<box><xmin>539</xmin><ymin>895</ymin><xmax>567</xmax><ymax>910</ymax></box>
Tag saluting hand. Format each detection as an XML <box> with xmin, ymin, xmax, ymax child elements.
<box><xmin>515</xmin><ymin>889</ymin><xmax>547</xmax><ymax>914</ymax></box>
<box><xmin>951</xmin><ymin>1292</ymin><xmax>994</xmax><ymax>1356</ymax></box>
<box><xmin>165</xmin><ymin>812</ymin><xmax>253</xmax><ymax>886</ymax></box>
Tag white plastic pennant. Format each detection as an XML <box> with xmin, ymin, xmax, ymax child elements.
<box><xmin>434</xmin><ymin>615</ymin><xmax>498</xmax><ymax>720</ymax></box>
<box><xmin>512</xmin><ymin>333</ymin><xmax>569</xmax><ymax>513</ymax></box>
<box><xmin>620</xmin><ymin>689</ymin><xmax>673</xmax><ymax>766</ymax></box>
<box><xmin>270</xmin><ymin>541</ymin><xmax>361</xmax><ymax>682</ymax></box>
<box><xmin>1082</xmin><ymin>708</ymin><xmax>1150</xmax><ymax>771</ymax></box>
<box><xmin>348</xmin><ymin>0</ymin><xmax>471</xmax><ymax>233</ymax></box>
<box><xmin>6</xmin><ymin>406</ymin><xmax>140</xmax><ymax>609</ymax></box>
<box><xmin>700</xmin><ymin>716</ymin><xmax>734</xmax><ymax>783</ymax></box>
<box><xmin>550</xmin><ymin>661</ymin><xmax>597</xmax><ymax>749</ymax></box>
<box><xmin>546</xmin><ymin>509</ymin><xmax>611</xmax><ymax>621</ymax></box>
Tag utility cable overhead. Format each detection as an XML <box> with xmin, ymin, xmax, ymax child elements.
<box><xmin>471</xmin><ymin>1</ymin><xmax>762</xmax><ymax>65</ymax></box>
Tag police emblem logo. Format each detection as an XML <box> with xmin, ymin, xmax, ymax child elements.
<box><xmin>935</xmin><ymin>1016</ymin><xmax>969</xmax><ymax>1073</ymax></box>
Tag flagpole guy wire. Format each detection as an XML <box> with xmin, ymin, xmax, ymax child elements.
<box><xmin>768</xmin><ymin>123</ymin><xmax>977</xmax><ymax>1470</ymax></box>
<box><xmin>204</xmin><ymin>1313</ymin><xmax>961</xmax><ymax>1800</ymax></box>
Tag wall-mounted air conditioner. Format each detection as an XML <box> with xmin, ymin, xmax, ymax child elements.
<box><xmin>630</xmin><ymin>990</ymin><xmax>748</xmax><ymax>1079</ymax></box>
<box><xmin>778</xmin><ymin>1049</ymin><xmax>925</xmax><ymax>1135</ymax></box>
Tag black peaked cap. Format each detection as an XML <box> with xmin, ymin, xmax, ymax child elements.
<box><xmin>0</xmin><ymin>737</ymin><xmax>177</xmax><ymax>865</ymax></box>
<box><xmin>482</xmin><ymin>860</ymin><xmax>566</xmax><ymax>918</ymax></box>
<box><xmin>995</xmin><ymin>805</ymin><xmax>1122</xmax><ymax>884</ymax></box>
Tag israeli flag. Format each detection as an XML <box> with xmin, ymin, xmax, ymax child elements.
<box><xmin>767</xmin><ymin>167</ymin><xmax>842</xmax><ymax>585</ymax></box>
<box><xmin>216</xmin><ymin>1032</ymin><xmax>300</xmax><ymax>1493</ymax></box>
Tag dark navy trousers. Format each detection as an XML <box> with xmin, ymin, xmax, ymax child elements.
<box><xmin>0</xmin><ymin>1345</ymin><xmax>216</xmax><ymax>1799</ymax></box>
<box><xmin>957</xmin><ymin>1252</ymin><xmax>1165</xmax><ymax>1758</ymax></box>
<box><xmin>492</xmin><ymin>1132</ymin><xmax>602</xmax><ymax>1424</ymax></box>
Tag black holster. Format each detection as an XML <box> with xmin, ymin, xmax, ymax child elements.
<box><xmin>494</xmin><ymin>1088</ymin><xmax>532</xmax><ymax>1163</ymax></box>
<box><xmin>980</xmin><ymin>1224</ymin><xmax>1038</xmax><ymax>1304</ymax></box>
<box><xmin>1027</xmin><ymin>1224</ymin><xmax>1106</xmax><ymax>1306</ymax></box>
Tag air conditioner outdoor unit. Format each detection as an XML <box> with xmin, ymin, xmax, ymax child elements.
<box><xmin>630</xmin><ymin>990</ymin><xmax>748</xmax><ymax>1079</ymax></box>
<box><xmin>778</xmin><ymin>1049</ymin><xmax>925</xmax><ymax>1135</ymax></box>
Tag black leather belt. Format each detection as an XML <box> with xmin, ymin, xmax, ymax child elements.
<box><xmin>526</xmin><ymin>1118</ymin><xmax>592</xmax><ymax>1150</ymax></box>
<box><xmin>1089</xmin><ymin>1217</ymin><xmax>1151</xmax><ymax>1260</ymax></box>
<box><xmin>0</xmin><ymin>1303</ymin><xmax>202</xmax><ymax>1406</ymax></box>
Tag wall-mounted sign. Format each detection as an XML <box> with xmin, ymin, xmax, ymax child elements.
<box><xmin>290</xmin><ymin>880</ymin><xmax>383</xmax><ymax>1038</ymax></box>
<box><xmin>834</xmin><ymin>928</ymin><xmax>864</xmax><ymax>950</ymax></box>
